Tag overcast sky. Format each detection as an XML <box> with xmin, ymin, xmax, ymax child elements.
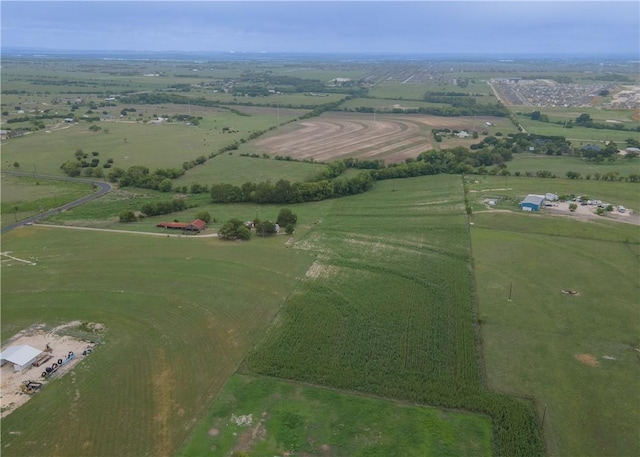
<box><xmin>2</xmin><ymin>1</ymin><xmax>639</xmax><ymax>56</ymax></box>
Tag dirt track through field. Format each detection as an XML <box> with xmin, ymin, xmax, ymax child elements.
<box><xmin>254</xmin><ymin>112</ymin><xmax>500</xmax><ymax>163</ymax></box>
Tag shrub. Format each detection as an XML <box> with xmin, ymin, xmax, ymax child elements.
<box><xmin>119</xmin><ymin>209</ymin><xmax>137</xmax><ymax>223</ymax></box>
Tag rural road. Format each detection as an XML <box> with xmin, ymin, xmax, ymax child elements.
<box><xmin>30</xmin><ymin>224</ymin><xmax>219</xmax><ymax>238</ymax></box>
<box><xmin>1</xmin><ymin>171</ymin><xmax>113</xmax><ymax>234</ymax></box>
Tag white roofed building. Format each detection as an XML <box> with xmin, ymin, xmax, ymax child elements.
<box><xmin>0</xmin><ymin>345</ymin><xmax>42</xmax><ymax>371</ymax></box>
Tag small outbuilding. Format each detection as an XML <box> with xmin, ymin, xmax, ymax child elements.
<box><xmin>0</xmin><ymin>345</ymin><xmax>43</xmax><ymax>371</ymax></box>
<box><xmin>520</xmin><ymin>194</ymin><xmax>545</xmax><ymax>212</ymax></box>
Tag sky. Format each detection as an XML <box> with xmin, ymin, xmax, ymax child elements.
<box><xmin>1</xmin><ymin>1</ymin><xmax>639</xmax><ymax>56</ymax></box>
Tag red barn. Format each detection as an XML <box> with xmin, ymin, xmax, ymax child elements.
<box><xmin>156</xmin><ymin>219</ymin><xmax>207</xmax><ymax>233</ymax></box>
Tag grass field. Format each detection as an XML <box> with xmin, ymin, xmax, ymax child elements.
<box><xmin>466</xmin><ymin>175</ymin><xmax>640</xmax><ymax>213</ymax></box>
<box><xmin>174</xmin><ymin>152</ymin><xmax>326</xmax><ymax>187</ymax></box>
<box><xmin>179</xmin><ymin>373</ymin><xmax>492</xmax><ymax>457</ymax></box>
<box><xmin>471</xmin><ymin>210</ymin><xmax>640</xmax><ymax>456</ymax></box>
<box><xmin>515</xmin><ymin>114</ymin><xmax>637</xmax><ymax>143</ymax></box>
<box><xmin>0</xmin><ymin>174</ymin><xmax>94</xmax><ymax>227</ymax></box>
<box><xmin>0</xmin><ymin>227</ymin><xmax>316</xmax><ymax>457</ymax></box>
<box><xmin>506</xmin><ymin>153</ymin><xmax>640</xmax><ymax>179</ymax></box>
<box><xmin>0</xmin><ymin>109</ymin><xmax>296</xmax><ymax>176</ymax></box>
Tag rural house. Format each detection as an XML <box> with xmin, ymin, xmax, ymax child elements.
<box><xmin>520</xmin><ymin>194</ymin><xmax>545</xmax><ymax>211</ymax></box>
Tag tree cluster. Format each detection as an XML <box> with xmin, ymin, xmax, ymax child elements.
<box><xmin>210</xmin><ymin>171</ymin><xmax>373</xmax><ymax>205</ymax></box>
<box><xmin>108</xmin><ymin>165</ymin><xmax>185</xmax><ymax>191</ymax></box>
<box><xmin>218</xmin><ymin>218</ymin><xmax>251</xmax><ymax>240</ymax></box>
<box><xmin>140</xmin><ymin>199</ymin><xmax>187</xmax><ymax>217</ymax></box>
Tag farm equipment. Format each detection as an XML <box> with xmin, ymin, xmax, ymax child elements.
<box><xmin>40</xmin><ymin>352</ymin><xmax>75</xmax><ymax>379</ymax></box>
<box><xmin>21</xmin><ymin>380</ymin><xmax>43</xmax><ymax>394</ymax></box>
<box><xmin>61</xmin><ymin>351</ymin><xmax>75</xmax><ymax>365</ymax></box>
<box><xmin>32</xmin><ymin>353</ymin><xmax>53</xmax><ymax>367</ymax></box>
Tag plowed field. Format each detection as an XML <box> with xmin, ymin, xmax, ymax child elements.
<box><xmin>254</xmin><ymin>112</ymin><xmax>501</xmax><ymax>163</ymax></box>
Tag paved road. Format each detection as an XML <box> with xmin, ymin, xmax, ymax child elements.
<box><xmin>1</xmin><ymin>172</ymin><xmax>113</xmax><ymax>234</ymax></box>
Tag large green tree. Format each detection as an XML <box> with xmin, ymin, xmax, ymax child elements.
<box><xmin>276</xmin><ymin>208</ymin><xmax>297</xmax><ymax>227</ymax></box>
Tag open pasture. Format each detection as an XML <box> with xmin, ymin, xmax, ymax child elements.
<box><xmin>466</xmin><ymin>175</ymin><xmax>640</xmax><ymax>213</ymax></box>
<box><xmin>506</xmin><ymin>153</ymin><xmax>640</xmax><ymax>180</ymax></box>
<box><xmin>471</xmin><ymin>210</ymin><xmax>640</xmax><ymax>456</ymax></box>
<box><xmin>179</xmin><ymin>373</ymin><xmax>492</xmax><ymax>456</ymax></box>
<box><xmin>515</xmin><ymin>114</ymin><xmax>637</xmax><ymax>143</ymax></box>
<box><xmin>1</xmin><ymin>174</ymin><xmax>93</xmax><ymax>227</ymax></box>
<box><xmin>252</xmin><ymin>112</ymin><xmax>508</xmax><ymax>163</ymax></box>
<box><xmin>0</xmin><ymin>226</ymin><xmax>316</xmax><ymax>457</ymax></box>
<box><xmin>175</xmin><ymin>151</ymin><xmax>325</xmax><ymax>187</ymax></box>
<box><xmin>0</xmin><ymin>107</ymin><xmax>295</xmax><ymax>176</ymax></box>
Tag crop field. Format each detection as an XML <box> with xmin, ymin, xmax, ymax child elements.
<box><xmin>242</xmin><ymin>174</ymin><xmax>543</xmax><ymax>455</ymax></box>
<box><xmin>252</xmin><ymin>112</ymin><xmax>509</xmax><ymax>163</ymax></box>
<box><xmin>179</xmin><ymin>374</ymin><xmax>492</xmax><ymax>456</ymax></box>
<box><xmin>0</xmin><ymin>226</ymin><xmax>316</xmax><ymax>457</ymax></box>
<box><xmin>471</xmin><ymin>210</ymin><xmax>640</xmax><ymax>456</ymax></box>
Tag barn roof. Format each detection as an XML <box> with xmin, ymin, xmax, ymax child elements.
<box><xmin>0</xmin><ymin>345</ymin><xmax>42</xmax><ymax>366</ymax></box>
<box><xmin>521</xmin><ymin>194</ymin><xmax>545</xmax><ymax>205</ymax></box>
<box><xmin>157</xmin><ymin>222</ymin><xmax>189</xmax><ymax>229</ymax></box>
<box><xmin>188</xmin><ymin>219</ymin><xmax>207</xmax><ymax>231</ymax></box>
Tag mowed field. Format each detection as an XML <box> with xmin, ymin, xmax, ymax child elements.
<box><xmin>472</xmin><ymin>209</ymin><xmax>640</xmax><ymax>457</ymax></box>
<box><xmin>1</xmin><ymin>177</ymin><xmax>502</xmax><ymax>457</ymax></box>
<box><xmin>0</xmin><ymin>227</ymin><xmax>316</xmax><ymax>457</ymax></box>
<box><xmin>251</xmin><ymin>112</ymin><xmax>507</xmax><ymax>163</ymax></box>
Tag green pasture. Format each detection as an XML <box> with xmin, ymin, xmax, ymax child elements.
<box><xmin>466</xmin><ymin>175</ymin><xmax>640</xmax><ymax>212</ymax></box>
<box><xmin>0</xmin><ymin>110</ymin><xmax>292</xmax><ymax>176</ymax></box>
<box><xmin>0</xmin><ymin>226</ymin><xmax>316</xmax><ymax>457</ymax></box>
<box><xmin>180</xmin><ymin>373</ymin><xmax>492</xmax><ymax>457</ymax></box>
<box><xmin>515</xmin><ymin>114</ymin><xmax>636</xmax><ymax>143</ymax></box>
<box><xmin>367</xmin><ymin>82</ymin><xmax>495</xmax><ymax>101</ymax></box>
<box><xmin>471</xmin><ymin>211</ymin><xmax>640</xmax><ymax>457</ymax></box>
<box><xmin>506</xmin><ymin>153</ymin><xmax>640</xmax><ymax>179</ymax></box>
<box><xmin>339</xmin><ymin>97</ymin><xmax>484</xmax><ymax>111</ymax></box>
<box><xmin>197</xmin><ymin>92</ymin><xmax>346</xmax><ymax>107</ymax></box>
<box><xmin>516</xmin><ymin>106</ymin><xmax>639</xmax><ymax>125</ymax></box>
<box><xmin>175</xmin><ymin>152</ymin><xmax>325</xmax><ymax>187</ymax></box>
<box><xmin>0</xmin><ymin>175</ymin><xmax>94</xmax><ymax>227</ymax></box>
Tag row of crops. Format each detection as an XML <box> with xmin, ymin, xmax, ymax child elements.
<box><xmin>243</xmin><ymin>175</ymin><xmax>544</xmax><ymax>456</ymax></box>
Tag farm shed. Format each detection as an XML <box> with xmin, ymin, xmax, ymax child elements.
<box><xmin>156</xmin><ymin>219</ymin><xmax>207</xmax><ymax>233</ymax></box>
<box><xmin>520</xmin><ymin>194</ymin><xmax>545</xmax><ymax>211</ymax></box>
<box><xmin>185</xmin><ymin>219</ymin><xmax>207</xmax><ymax>232</ymax></box>
<box><xmin>0</xmin><ymin>345</ymin><xmax>42</xmax><ymax>371</ymax></box>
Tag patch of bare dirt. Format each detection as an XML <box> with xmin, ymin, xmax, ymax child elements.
<box><xmin>254</xmin><ymin>112</ymin><xmax>495</xmax><ymax>164</ymax></box>
<box><xmin>305</xmin><ymin>261</ymin><xmax>338</xmax><ymax>279</ymax></box>
<box><xmin>208</xmin><ymin>428</ymin><xmax>220</xmax><ymax>437</ymax></box>
<box><xmin>0</xmin><ymin>323</ymin><xmax>97</xmax><ymax>418</ymax></box>
<box><xmin>232</xmin><ymin>412</ymin><xmax>268</xmax><ymax>453</ymax></box>
<box><xmin>575</xmin><ymin>353</ymin><xmax>599</xmax><ymax>366</ymax></box>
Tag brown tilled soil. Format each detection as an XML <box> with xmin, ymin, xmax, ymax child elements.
<box><xmin>575</xmin><ymin>353</ymin><xmax>599</xmax><ymax>366</ymax></box>
<box><xmin>254</xmin><ymin>112</ymin><xmax>504</xmax><ymax>163</ymax></box>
